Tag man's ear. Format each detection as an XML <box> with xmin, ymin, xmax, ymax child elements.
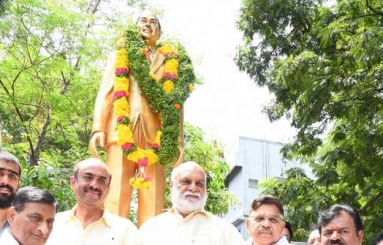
<box><xmin>245</xmin><ymin>218</ymin><xmax>251</xmax><ymax>232</ymax></box>
<box><xmin>357</xmin><ymin>230</ymin><xmax>363</xmax><ymax>243</ymax></box>
<box><xmin>70</xmin><ymin>176</ymin><xmax>76</xmax><ymax>189</ymax></box>
<box><xmin>7</xmin><ymin>207</ymin><xmax>17</xmax><ymax>225</ymax></box>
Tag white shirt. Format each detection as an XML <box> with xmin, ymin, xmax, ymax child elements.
<box><xmin>139</xmin><ymin>207</ymin><xmax>245</xmax><ymax>245</ymax></box>
<box><xmin>246</xmin><ymin>234</ymin><xmax>290</xmax><ymax>245</ymax></box>
<box><xmin>0</xmin><ymin>229</ymin><xmax>19</xmax><ymax>245</ymax></box>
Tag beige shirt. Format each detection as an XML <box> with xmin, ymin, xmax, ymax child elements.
<box><xmin>46</xmin><ymin>207</ymin><xmax>139</xmax><ymax>245</ymax></box>
<box><xmin>139</xmin><ymin>207</ymin><xmax>245</xmax><ymax>245</ymax></box>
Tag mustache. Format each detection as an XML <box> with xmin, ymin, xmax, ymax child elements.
<box><xmin>258</xmin><ymin>229</ymin><xmax>272</xmax><ymax>233</ymax></box>
<box><xmin>327</xmin><ymin>239</ymin><xmax>345</xmax><ymax>245</ymax></box>
<box><xmin>0</xmin><ymin>184</ymin><xmax>14</xmax><ymax>192</ymax></box>
<box><xmin>84</xmin><ymin>186</ymin><xmax>102</xmax><ymax>196</ymax></box>
<box><xmin>183</xmin><ymin>191</ymin><xmax>201</xmax><ymax>198</ymax></box>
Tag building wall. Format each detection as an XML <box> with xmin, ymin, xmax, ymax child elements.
<box><xmin>225</xmin><ymin>136</ymin><xmax>311</xmax><ymax>240</ymax></box>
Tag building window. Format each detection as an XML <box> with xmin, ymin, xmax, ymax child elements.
<box><xmin>248</xmin><ymin>179</ymin><xmax>258</xmax><ymax>189</ymax></box>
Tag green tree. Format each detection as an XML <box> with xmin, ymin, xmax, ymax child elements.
<box><xmin>236</xmin><ymin>0</ymin><xmax>383</xmax><ymax>242</ymax></box>
<box><xmin>182</xmin><ymin>123</ymin><xmax>238</xmax><ymax>215</ymax></box>
<box><xmin>0</xmin><ymin>0</ymin><xmax>8</xmax><ymax>15</ymax></box>
<box><xmin>0</xmin><ymin>0</ymin><xmax>134</xmax><ymax>211</ymax></box>
<box><xmin>1</xmin><ymin>0</ymin><xmax>236</xmax><ymax>217</ymax></box>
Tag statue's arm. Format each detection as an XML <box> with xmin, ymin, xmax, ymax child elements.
<box><xmin>89</xmin><ymin>51</ymin><xmax>116</xmax><ymax>157</ymax></box>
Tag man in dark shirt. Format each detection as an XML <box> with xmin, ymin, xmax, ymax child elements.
<box><xmin>0</xmin><ymin>151</ymin><xmax>21</xmax><ymax>236</ymax></box>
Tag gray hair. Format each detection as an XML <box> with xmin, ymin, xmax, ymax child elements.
<box><xmin>171</xmin><ymin>161</ymin><xmax>206</xmax><ymax>183</ymax></box>
<box><xmin>12</xmin><ymin>186</ymin><xmax>57</xmax><ymax>212</ymax></box>
<box><xmin>0</xmin><ymin>151</ymin><xmax>22</xmax><ymax>176</ymax></box>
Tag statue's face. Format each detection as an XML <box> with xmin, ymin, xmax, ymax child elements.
<box><xmin>137</xmin><ymin>11</ymin><xmax>161</xmax><ymax>45</ymax></box>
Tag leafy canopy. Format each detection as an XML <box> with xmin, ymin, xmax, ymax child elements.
<box><xmin>236</xmin><ymin>0</ymin><xmax>383</xmax><ymax>242</ymax></box>
<box><xmin>0</xmin><ymin>0</ymin><xmax>236</xmax><ymax>218</ymax></box>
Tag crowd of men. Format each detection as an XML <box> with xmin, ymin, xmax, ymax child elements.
<box><xmin>1</xmin><ymin>10</ymin><xmax>381</xmax><ymax>245</ymax></box>
<box><xmin>1</xmin><ymin>149</ymin><xmax>382</xmax><ymax>245</ymax></box>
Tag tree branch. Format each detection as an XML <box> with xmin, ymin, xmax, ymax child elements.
<box><xmin>366</xmin><ymin>0</ymin><xmax>383</xmax><ymax>17</ymax></box>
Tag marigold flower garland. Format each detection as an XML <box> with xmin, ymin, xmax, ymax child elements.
<box><xmin>113</xmin><ymin>22</ymin><xmax>197</xmax><ymax>188</ymax></box>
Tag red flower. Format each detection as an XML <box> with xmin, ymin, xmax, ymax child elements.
<box><xmin>114</xmin><ymin>91</ymin><xmax>128</xmax><ymax>99</ymax></box>
<box><xmin>144</xmin><ymin>176</ymin><xmax>152</xmax><ymax>181</ymax></box>
<box><xmin>174</xmin><ymin>103</ymin><xmax>181</xmax><ymax>110</ymax></box>
<box><xmin>164</xmin><ymin>72</ymin><xmax>178</xmax><ymax>80</ymax></box>
<box><xmin>122</xmin><ymin>142</ymin><xmax>133</xmax><ymax>150</ymax></box>
<box><xmin>138</xmin><ymin>158</ymin><xmax>148</xmax><ymax>167</ymax></box>
<box><xmin>117</xmin><ymin>116</ymin><xmax>127</xmax><ymax>123</ymax></box>
<box><xmin>115</xmin><ymin>68</ymin><xmax>129</xmax><ymax>76</ymax></box>
<box><xmin>152</xmin><ymin>143</ymin><xmax>160</xmax><ymax>149</ymax></box>
<box><xmin>164</xmin><ymin>52</ymin><xmax>178</xmax><ymax>58</ymax></box>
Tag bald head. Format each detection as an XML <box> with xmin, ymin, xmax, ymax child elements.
<box><xmin>307</xmin><ymin>229</ymin><xmax>320</xmax><ymax>245</ymax></box>
<box><xmin>171</xmin><ymin>161</ymin><xmax>206</xmax><ymax>183</ymax></box>
<box><xmin>73</xmin><ymin>158</ymin><xmax>112</xmax><ymax>185</ymax></box>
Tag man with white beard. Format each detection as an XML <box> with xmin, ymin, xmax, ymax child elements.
<box><xmin>138</xmin><ymin>161</ymin><xmax>245</xmax><ymax>245</ymax></box>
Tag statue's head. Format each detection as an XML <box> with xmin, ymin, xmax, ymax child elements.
<box><xmin>136</xmin><ymin>10</ymin><xmax>162</xmax><ymax>46</ymax></box>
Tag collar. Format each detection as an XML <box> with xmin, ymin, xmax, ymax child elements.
<box><xmin>247</xmin><ymin>235</ymin><xmax>290</xmax><ymax>245</ymax></box>
<box><xmin>0</xmin><ymin>221</ymin><xmax>9</xmax><ymax>235</ymax></box>
<box><xmin>275</xmin><ymin>235</ymin><xmax>290</xmax><ymax>245</ymax></box>
<box><xmin>169</xmin><ymin>207</ymin><xmax>210</xmax><ymax>221</ymax></box>
<box><xmin>65</xmin><ymin>205</ymin><xmax>113</xmax><ymax>228</ymax></box>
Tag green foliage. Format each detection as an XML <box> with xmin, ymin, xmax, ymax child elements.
<box><xmin>0</xmin><ymin>0</ymin><xmax>7</xmax><ymax>15</ymax></box>
<box><xmin>163</xmin><ymin>123</ymin><xmax>238</xmax><ymax>215</ymax></box>
<box><xmin>184</xmin><ymin>123</ymin><xmax>239</xmax><ymax>215</ymax></box>
<box><xmin>236</xmin><ymin>0</ymin><xmax>383</xmax><ymax>243</ymax></box>
<box><xmin>0</xmin><ymin>0</ymin><xmax>234</xmax><ymax>219</ymax></box>
<box><xmin>0</xmin><ymin>0</ymin><xmax>136</xmax><ymax>211</ymax></box>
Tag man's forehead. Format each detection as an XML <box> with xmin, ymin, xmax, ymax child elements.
<box><xmin>23</xmin><ymin>202</ymin><xmax>56</xmax><ymax>217</ymax></box>
<box><xmin>139</xmin><ymin>15</ymin><xmax>157</xmax><ymax>20</ymax></box>
<box><xmin>80</xmin><ymin>164</ymin><xmax>109</xmax><ymax>176</ymax></box>
<box><xmin>0</xmin><ymin>160</ymin><xmax>20</xmax><ymax>172</ymax></box>
<box><xmin>322</xmin><ymin>212</ymin><xmax>354</xmax><ymax>230</ymax></box>
<box><xmin>82</xmin><ymin>167</ymin><xmax>107</xmax><ymax>175</ymax></box>
<box><xmin>178</xmin><ymin>169</ymin><xmax>205</xmax><ymax>180</ymax></box>
<box><xmin>251</xmin><ymin>204</ymin><xmax>282</xmax><ymax>215</ymax></box>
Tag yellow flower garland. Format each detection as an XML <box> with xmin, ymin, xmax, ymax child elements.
<box><xmin>113</xmin><ymin>23</ymin><xmax>196</xmax><ymax>189</ymax></box>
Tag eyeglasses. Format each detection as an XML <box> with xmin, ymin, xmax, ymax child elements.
<box><xmin>249</xmin><ymin>216</ymin><xmax>283</xmax><ymax>224</ymax></box>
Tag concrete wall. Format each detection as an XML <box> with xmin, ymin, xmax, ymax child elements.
<box><xmin>225</xmin><ymin>136</ymin><xmax>312</xmax><ymax>240</ymax></box>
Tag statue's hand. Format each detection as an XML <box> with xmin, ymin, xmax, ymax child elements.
<box><xmin>89</xmin><ymin>132</ymin><xmax>106</xmax><ymax>158</ymax></box>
